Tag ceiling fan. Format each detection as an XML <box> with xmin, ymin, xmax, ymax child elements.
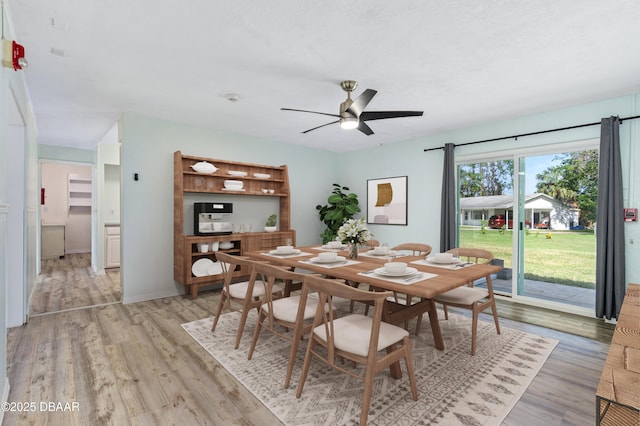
<box><xmin>281</xmin><ymin>80</ymin><xmax>423</xmax><ymax>135</ymax></box>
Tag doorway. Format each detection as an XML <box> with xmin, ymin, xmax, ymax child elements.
<box><xmin>457</xmin><ymin>140</ymin><xmax>598</xmax><ymax>315</ymax></box>
<box><xmin>32</xmin><ymin>161</ymin><xmax>121</xmax><ymax>315</ymax></box>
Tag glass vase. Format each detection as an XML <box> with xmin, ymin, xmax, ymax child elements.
<box><xmin>348</xmin><ymin>243</ymin><xmax>358</xmax><ymax>259</ymax></box>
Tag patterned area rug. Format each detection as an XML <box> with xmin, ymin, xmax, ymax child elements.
<box><xmin>182</xmin><ymin>305</ymin><xmax>557</xmax><ymax>426</ymax></box>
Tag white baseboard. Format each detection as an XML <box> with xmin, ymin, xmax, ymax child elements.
<box><xmin>0</xmin><ymin>378</ymin><xmax>10</xmax><ymax>424</ymax></box>
<box><xmin>122</xmin><ymin>289</ymin><xmax>183</xmax><ymax>304</ymax></box>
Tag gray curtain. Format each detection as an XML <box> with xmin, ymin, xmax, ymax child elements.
<box><xmin>596</xmin><ymin>116</ymin><xmax>626</xmax><ymax>320</ymax></box>
<box><xmin>440</xmin><ymin>143</ymin><xmax>456</xmax><ymax>252</ymax></box>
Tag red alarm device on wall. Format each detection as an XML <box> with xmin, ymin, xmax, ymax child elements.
<box><xmin>624</xmin><ymin>208</ymin><xmax>638</xmax><ymax>222</ymax></box>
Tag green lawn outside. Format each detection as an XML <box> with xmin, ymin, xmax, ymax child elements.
<box><xmin>459</xmin><ymin>227</ymin><xmax>597</xmax><ymax>289</ymax></box>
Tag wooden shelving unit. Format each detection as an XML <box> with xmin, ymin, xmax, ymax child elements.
<box><xmin>174</xmin><ymin>151</ymin><xmax>295</xmax><ymax>298</ymax></box>
<box><xmin>68</xmin><ymin>173</ymin><xmax>91</xmax><ymax>208</ymax></box>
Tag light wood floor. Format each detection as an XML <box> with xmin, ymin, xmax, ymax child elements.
<box><xmin>31</xmin><ymin>253</ymin><xmax>121</xmax><ymax>315</ymax></box>
<box><xmin>6</xmin><ymin>261</ymin><xmax>615</xmax><ymax>425</ymax></box>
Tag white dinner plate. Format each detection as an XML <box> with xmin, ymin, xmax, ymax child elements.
<box><xmin>367</xmin><ymin>250</ymin><xmax>389</xmax><ymax>256</ymax></box>
<box><xmin>269</xmin><ymin>249</ymin><xmax>301</xmax><ymax>256</ymax></box>
<box><xmin>192</xmin><ymin>258</ymin><xmax>215</xmax><ymax>277</ymax></box>
<box><xmin>374</xmin><ymin>266</ymin><xmax>418</xmax><ymax>277</ymax></box>
<box><xmin>426</xmin><ymin>257</ymin><xmax>460</xmax><ymax>264</ymax></box>
<box><xmin>228</xmin><ymin>170</ymin><xmax>248</xmax><ymax>177</ymax></box>
<box><xmin>253</xmin><ymin>173</ymin><xmax>271</xmax><ymax>179</ymax></box>
<box><xmin>208</xmin><ymin>262</ymin><xmax>224</xmax><ymax>275</ymax></box>
<box><xmin>310</xmin><ymin>255</ymin><xmax>346</xmax><ymax>264</ymax></box>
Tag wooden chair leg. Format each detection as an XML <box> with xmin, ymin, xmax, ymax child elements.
<box><xmin>443</xmin><ymin>304</ymin><xmax>449</xmax><ymax>320</ymax></box>
<box><xmin>247</xmin><ymin>310</ymin><xmax>265</xmax><ymax>359</ymax></box>
<box><xmin>234</xmin><ymin>299</ymin><xmax>255</xmax><ymax>349</ymax></box>
<box><xmin>284</xmin><ymin>321</ymin><xmax>305</xmax><ymax>389</ymax></box>
<box><xmin>414</xmin><ymin>301</ymin><xmax>423</xmax><ymax>336</ymax></box>
<box><xmin>211</xmin><ymin>291</ymin><xmax>227</xmax><ymax>332</ymax></box>
<box><xmin>403</xmin><ymin>336</ymin><xmax>419</xmax><ymax>400</ymax></box>
<box><xmin>471</xmin><ymin>305</ymin><xmax>479</xmax><ymax>356</ymax></box>
<box><xmin>359</xmin><ymin>368</ymin><xmax>376</xmax><ymax>426</ymax></box>
<box><xmin>296</xmin><ymin>338</ymin><xmax>316</xmax><ymax>398</ymax></box>
<box><xmin>490</xmin><ymin>299</ymin><xmax>501</xmax><ymax>334</ymax></box>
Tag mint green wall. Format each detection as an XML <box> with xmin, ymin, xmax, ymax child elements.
<box><xmin>39</xmin><ymin>144</ymin><xmax>94</xmax><ymax>163</ymax></box>
<box><xmin>120</xmin><ymin>94</ymin><xmax>640</xmax><ymax>303</ymax></box>
<box><xmin>120</xmin><ymin>113</ymin><xmax>338</xmax><ymax>302</ymax></box>
<box><xmin>339</xmin><ymin>93</ymin><xmax>640</xmax><ymax>284</ymax></box>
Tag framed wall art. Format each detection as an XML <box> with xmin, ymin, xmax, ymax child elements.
<box><xmin>367</xmin><ymin>176</ymin><xmax>407</xmax><ymax>225</ymax></box>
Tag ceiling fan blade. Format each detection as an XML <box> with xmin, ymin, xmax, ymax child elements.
<box><xmin>301</xmin><ymin>120</ymin><xmax>340</xmax><ymax>134</ymax></box>
<box><xmin>346</xmin><ymin>89</ymin><xmax>377</xmax><ymax>117</ymax></box>
<box><xmin>281</xmin><ymin>108</ymin><xmax>340</xmax><ymax>118</ymax></box>
<box><xmin>357</xmin><ymin>121</ymin><xmax>374</xmax><ymax>136</ymax></box>
<box><xmin>360</xmin><ymin>110</ymin><xmax>424</xmax><ymax>121</ymax></box>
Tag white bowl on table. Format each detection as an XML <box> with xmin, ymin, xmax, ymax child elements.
<box><xmin>372</xmin><ymin>246</ymin><xmax>388</xmax><ymax>255</ymax></box>
<box><xmin>276</xmin><ymin>245</ymin><xmax>295</xmax><ymax>254</ymax></box>
<box><xmin>326</xmin><ymin>241</ymin><xmax>343</xmax><ymax>249</ymax></box>
<box><xmin>318</xmin><ymin>252</ymin><xmax>338</xmax><ymax>262</ymax></box>
<box><xmin>430</xmin><ymin>253</ymin><xmax>456</xmax><ymax>264</ymax></box>
<box><xmin>384</xmin><ymin>262</ymin><xmax>407</xmax><ymax>274</ymax></box>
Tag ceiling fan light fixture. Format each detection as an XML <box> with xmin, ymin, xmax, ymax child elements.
<box><xmin>340</xmin><ymin>116</ymin><xmax>358</xmax><ymax>130</ymax></box>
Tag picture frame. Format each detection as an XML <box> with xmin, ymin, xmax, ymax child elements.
<box><xmin>367</xmin><ymin>176</ymin><xmax>408</xmax><ymax>225</ymax></box>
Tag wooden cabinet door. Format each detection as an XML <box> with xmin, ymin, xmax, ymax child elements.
<box><xmin>106</xmin><ymin>235</ymin><xmax>121</xmax><ymax>268</ymax></box>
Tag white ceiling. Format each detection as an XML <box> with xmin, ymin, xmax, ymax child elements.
<box><xmin>7</xmin><ymin>0</ymin><xmax>640</xmax><ymax>152</ymax></box>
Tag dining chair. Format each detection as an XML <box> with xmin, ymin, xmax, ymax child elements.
<box><xmin>246</xmin><ymin>262</ymin><xmax>332</xmax><ymax>389</ymax></box>
<box><xmin>211</xmin><ymin>252</ymin><xmax>282</xmax><ymax>350</ymax></box>
<box><xmin>388</xmin><ymin>242</ymin><xmax>433</xmax><ymax>334</ymax></box>
<box><xmin>434</xmin><ymin>247</ymin><xmax>501</xmax><ymax>355</ymax></box>
<box><xmin>365</xmin><ymin>239</ymin><xmax>380</xmax><ymax>248</ymax></box>
<box><xmin>390</xmin><ymin>242</ymin><xmax>432</xmax><ymax>256</ymax></box>
<box><xmin>296</xmin><ymin>274</ymin><xmax>418</xmax><ymax>426</ymax></box>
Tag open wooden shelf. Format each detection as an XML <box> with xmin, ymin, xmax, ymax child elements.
<box><xmin>174</xmin><ymin>151</ymin><xmax>295</xmax><ymax>298</ymax></box>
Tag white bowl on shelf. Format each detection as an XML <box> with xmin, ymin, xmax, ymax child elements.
<box><xmin>224</xmin><ymin>180</ymin><xmax>244</xmax><ymax>190</ymax></box>
<box><xmin>228</xmin><ymin>170</ymin><xmax>247</xmax><ymax>177</ymax></box>
<box><xmin>191</xmin><ymin>161</ymin><xmax>218</xmax><ymax>174</ymax></box>
<box><xmin>219</xmin><ymin>241</ymin><xmax>234</xmax><ymax>250</ymax></box>
<box><xmin>253</xmin><ymin>173</ymin><xmax>271</xmax><ymax>179</ymax></box>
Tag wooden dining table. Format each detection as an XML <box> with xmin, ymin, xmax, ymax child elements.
<box><xmin>245</xmin><ymin>245</ymin><xmax>502</xmax><ymax>355</ymax></box>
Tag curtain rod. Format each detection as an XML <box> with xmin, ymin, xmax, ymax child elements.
<box><xmin>423</xmin><ymin>114</ymin><xmax>640</xmax><ymax>152</ymax></box>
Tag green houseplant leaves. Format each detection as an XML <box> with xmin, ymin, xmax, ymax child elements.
<box><xmin>316</xmin><ymin>184</ymin><xmax>361</xmax><ymax>243</ymax></box>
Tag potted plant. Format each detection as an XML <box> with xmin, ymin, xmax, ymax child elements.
<box><xmin>336</xmin><ymin>218</ymin><xmax>372</xmax><ymax>259</ymax></box>
<box><xmin>316</xmin><ymin>183</ymin><xmax>361</xmax><ymax>243</ymax></box>
<box><xmin>265</xmin><ymin>214</ymin><xmax>277</xmax><ymax>232</ymax></box>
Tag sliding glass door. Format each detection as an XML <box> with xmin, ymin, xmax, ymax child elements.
<box><xmin>457</xmin><ymin>141</ymin><xmax>598</xmax><ymax>313</ymax></box>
